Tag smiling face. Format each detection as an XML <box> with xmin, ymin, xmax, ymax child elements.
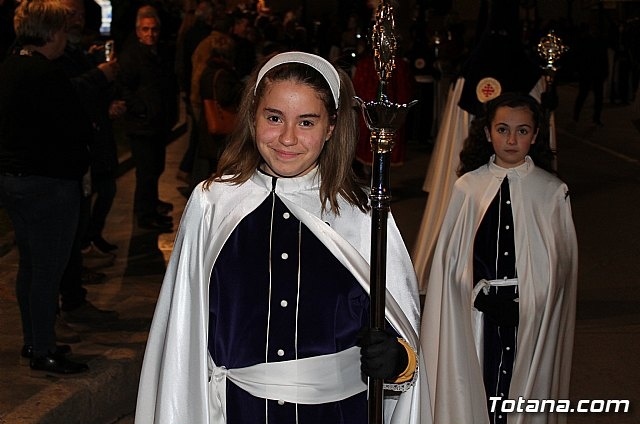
<box><xmin>255</xmin><ymin>80</ymin><xmax>335</xmax><ymax>178</ymax></box>
<box><xmin>486</xmin><ymin>105</ymin><xmax>538</xmax><ymax>168</ymax></box>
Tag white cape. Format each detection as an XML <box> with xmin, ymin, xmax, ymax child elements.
<box><xmin>412</xmin><ymin>77</ymin><xmax>555</xmax><ymax>293</ymax></box>
<box><xmin>134</xmin><ymin>169</ymin><xmax>427</xmax><ymax>424</ymax></box>
<box><xmin>420</xmin><ymin>158</ymin><xmax>577</xmax><ymax>424</ymax></box>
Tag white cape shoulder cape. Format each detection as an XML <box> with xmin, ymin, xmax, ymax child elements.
<box><xmin>420</xmin><ymin>158</ymin><xmax>577</xmax><ymax>424</ymax></box>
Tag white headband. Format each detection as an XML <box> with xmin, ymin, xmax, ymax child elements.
<box><xmin>254</xmin><ymin>51</ymin><xmax>341</xmax><ymax>107</ymax></box>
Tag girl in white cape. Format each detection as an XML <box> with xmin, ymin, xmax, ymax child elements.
<box><xmin>135</xmin><ymin>52</ymin><xmax>424</xmax><ymax>424</ymax></box>
<box><xmin>421</xmin><ymin>92</ymin><xmax>577</xmax><ymax>424</ymax></box>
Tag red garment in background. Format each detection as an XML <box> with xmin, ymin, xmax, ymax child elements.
<box><xmin>352</xmin><ymin>54</ymin><xmax>413</xmax><ymax>166</ymax></box>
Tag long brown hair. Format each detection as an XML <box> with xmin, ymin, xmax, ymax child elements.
<box><xmin>204</xmin><ymin>56</ymin><xmax>369</xmax><ymax>215</ymax></box>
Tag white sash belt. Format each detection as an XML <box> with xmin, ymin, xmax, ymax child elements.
<box><xmin>472</xmin><ymin>277</ymin><xmax>519</xmax><ymax>303</ymax></box>
<box><xmin>207</xmin><ymin>346</ymin><xmax>367</xmax><ymax>424</ymax></box>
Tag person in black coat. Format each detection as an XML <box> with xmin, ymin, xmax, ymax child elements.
<box><xmin>116</xmin><ymin>4</ymin><xmax>179</xmax><ymax>231</ymax></box>
<box><xmin>55</xmin><ymin>0</ymin><xmax>121</xmax><ymax>330</ymax></box>
<box><xmin>0</xmin><ymin>0</ymin><xmax>91</xmax><ymax>375</ymax></box>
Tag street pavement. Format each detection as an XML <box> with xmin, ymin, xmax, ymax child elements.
<box><xmin>0</xmin><ymin>83</ymin><xmax>638</xmax><ymax>423</ymax></box>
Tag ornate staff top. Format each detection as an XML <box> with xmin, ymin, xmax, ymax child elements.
<box><xmin>537</xmin><ymin>32</ymin><xmax>569</xmax><ymax>76</ymax></box>
<box><xmin>354</xmin><ymin>0</ymin><xmax>417</xmax><ymax>146</ymax></box>
<box><xmin>371</xmin><ymin>1</ymin><xmax>397</xmax><ymax>84</ymax></box>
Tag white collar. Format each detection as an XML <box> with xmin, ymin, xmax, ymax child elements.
<box><xmin>488</xmin><ymin>155</ymin><xmax>535</xmax><ymax>179</ymax></box>
<box><xmin>250</xmin><ymin>166</ymin><xmax>321</xmax><ymax>193</ymax></box>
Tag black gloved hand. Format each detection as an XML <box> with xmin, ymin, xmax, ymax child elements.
<box><xmin>473</xmin><ymin>289</ymin><xmax>519</xmax><ymax>327</ymax></box>
<box><xmin>357</xmin><ymin>328</ymin><xmax>408</xmax><ymax>380</ymax></box>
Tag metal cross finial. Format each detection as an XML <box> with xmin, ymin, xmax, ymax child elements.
<box><xmin>372</xmin><ymin>1</ymin><xmax>397</xmax><ymax>84</ymax></box>
<box><xmin>537</xmin><ymin>32</ymin><xmax>569</xmax><ymax>79</ymax></box>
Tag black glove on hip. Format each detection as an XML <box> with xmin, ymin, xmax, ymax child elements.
<box><xmin>357</xmin><ymin>328</ymin><xmax>408</xmax><ymax>380</ymax></box>
<box><xmin>473</xmin><ymin>289</ymin><xmax>519</xmax><ymax>327</ymax></box>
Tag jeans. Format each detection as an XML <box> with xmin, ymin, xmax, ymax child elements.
<box><xmin>0</xmin><ymin>175</ymin><xmax>81</xmax><ymax>356</ymax></box>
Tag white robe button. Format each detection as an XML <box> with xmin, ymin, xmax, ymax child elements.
<box><xmin>281</xmin><ymin>252</ymin><xmax>288</xmax><ymax>260</ymax></box>
<box><xmin>283</xmin><ymin>212</ymin><xmax>290</xmax><ymax>219</ymax></box>
<box><xmin>506</xmin><ymin>200</ymin><xmax>511</xmax><ymax>205</ymax></box>
<box><xmin>280</xmin><ymin>300</ymin><xmax>288</xmax><ymax>307</ymax></box>
<box><xmin>505</xmin><ymin>225</ymin><xmax>510</xmax><ymax>230</ymax></box>
<box><xmin>278</xmin><ymin>400</ymin><xmax>285</xmax><ymax>405</ymax></box>
<box><xmin>277</xmin><ymin>349</ymin><xmax>285</xmax><ymax>356</ymax></box>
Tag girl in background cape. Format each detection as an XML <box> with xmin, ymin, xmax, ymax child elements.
<box><xmin>135</xmin><ymin>52</ymin><xmax>424</xmax><ymax>424</ymax></box>
<box><xmin>420</xmin><ymin>93</ymin><xmax>577</xmax><ymax>424</ymax></box>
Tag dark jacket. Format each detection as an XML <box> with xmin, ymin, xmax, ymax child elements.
<box><xmin>117</xmin><ymin>41</ymin><xmax>178</xmax><ymax>136</ymax></box>
<box><xmin>0</xmin><ymin>51</ymin><xmax>91</xmax><ymax>179</ymax></box>
<box><xmin>57</xmin><ymin>43</ymin><xmax>119</xmax><ymax>174</ymax></box>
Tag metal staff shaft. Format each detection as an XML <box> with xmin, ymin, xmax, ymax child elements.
<box><xmin>369</xmin><ymin>130</ymin><xmax>393</xmax><ymax>424</ymax></box>
<box><xmin>354</xmin><ymin>2</ymin><xmax>416</xmax><ymax>423</ymax></box>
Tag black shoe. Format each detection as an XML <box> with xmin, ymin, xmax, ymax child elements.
<box><xmin>81</xmin><ymin>268</ymin><xmax>107</xmax><ymax>285</ymax></box>
<box><xmin>153</xmin><ymin>213</ymin><xmax>173</xmax><ymax>224</ymax></box>
<box><xmin>138</xmin><ymin>216</ymin><xmax>173</xmax><ymax>232</ymax></box>
<box><xmin>30</xmin><ymin>352</ymin><xmax>88</xmax><ymax>375</ymax></box>
<box><xmin>21</xmin><ymin>344</ymin><xmax>71</xmax><ymax>359</ymax></box>
<box><xmin>157</xmin><ymin>200</ymin><xmax>174</xmax><ymax>215</ymax></box>
<box><xmin>92</xmin><ymin>236</ymin><xmax>118</xmax><ymax>253</ymax></box>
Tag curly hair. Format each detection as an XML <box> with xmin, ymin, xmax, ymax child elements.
<box><xmin>204</xmin><ymin>55</ymin><xmax>369</xmax><ymax>215</ymax></box>
<box><xmin>457</xmin><ymin>92</ymin><xmax>555</xmax><ymax>176</ymax></box>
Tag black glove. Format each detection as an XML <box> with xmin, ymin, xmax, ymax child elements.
<box><xmin>473</xmin><ymin>289</ymin><xmax>519</xmax><ymax>327</ymax></box>
<box><xmin>357</xmin><ymin>328</ymin><xmax>408</xmax><ymax>380</ymax></box>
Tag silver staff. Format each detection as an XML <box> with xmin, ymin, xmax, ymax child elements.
<box><xmin>354</xmin><ymin>1</ymin><xmax>416</xmax><ymax>423</ymax></box>
<box><xmin>537</xmin><ymin>31</ymin><xmax>568</xmax><ymax>168</ymax></box>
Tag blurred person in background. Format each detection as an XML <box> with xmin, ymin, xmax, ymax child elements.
<box><xmin>116</xmin><ymin>4</ymin><xmax>179</xmax><ymax>232</ymax></box>
<box><xmin>175</xmin><ymin>0</ymin><xmax>216</xmax><ymax>186</ymax></box>
<box><xmin>56</xmin><ymin>0</ymin><xmax>121</xmax><ymax>331</ymax></box>
<box><xmin>0</xmin><ymin>0</ymin><xmax>91</xmax><ymax>375</ymax></box>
